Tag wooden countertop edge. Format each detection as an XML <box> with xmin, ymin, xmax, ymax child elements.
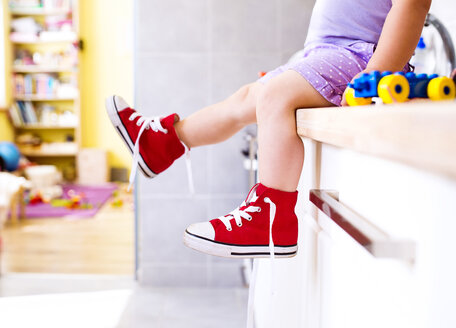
<box><xmin>296</xmin><ymin>101</ymin><xmax>456</xmax><ymax>180</ymax></box>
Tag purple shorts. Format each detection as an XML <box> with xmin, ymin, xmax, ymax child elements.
<box><xmin>258</xmin><ymin>41</ymin><xmax>409</xmax><ymax>106</ymax></box>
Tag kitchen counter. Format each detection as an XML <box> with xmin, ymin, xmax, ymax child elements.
<box><xmin>296</xmin><ymin>100</ymin><xmax>456</xmax><ymax>180</ymax></box>
<box><xmin>254</xmin><ymin>100</ymin><xmax>456</xmax><ymax>328</ymax></box>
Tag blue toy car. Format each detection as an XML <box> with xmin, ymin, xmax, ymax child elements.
<box><xmin>346</xmin><ymin>71</ymin><xmax>456</xmax><ymax>106</ymax></box>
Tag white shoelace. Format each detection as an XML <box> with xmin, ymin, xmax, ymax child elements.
<box><xmin>233</xmin><ymin>195</ymin><xmax>276</xmax><ymax>328</ymax></box>
<box><xmin>264</xmin><ymin>197</ymin><xmax>277</xmax><ymax>299</ymax></box>
<box><xmin>218</xmin><ymin>201</ymin><xmax>261</xmax><ymax>231</ymax></box>
<box><xmin>127</xmin><ymin>113</ymin><xmax>194</xmax><ymax>194</ymax></box>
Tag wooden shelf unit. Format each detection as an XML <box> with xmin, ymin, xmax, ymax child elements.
<box><xmin>10</xmin><ymin>7</ymin><xmax>71</xmax><ymax>16</ymax></box>
<box><xmin>13</xmin><ymin>65</ymin><xmax>77</xmax><ymax>73</ymax></box>
<box><xmin>10</xmin><ymin>36</ymin><xmax>78</xmax><ymax>44</ymax></box>
<box><xmin>9</xmin><ymin>0</ymin><xmax>81</xmax><ymax>179</ymax></box>
<box><xmin>14</xmin><ymin>124</ymin><xmax>77</xmax><ymax>130</ymax></box>
<box><xmin>18</xmin><ymin>142</ymin><xmax>78</xmax><ymax>157</ymax></box>
<box><xmin>14</xmin><ymin>95</ymin><xmax>78</xmax><ymax>101</ymax></box>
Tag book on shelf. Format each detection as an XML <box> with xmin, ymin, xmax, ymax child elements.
<box><xmin>9</xmin><ymin>103</ymin><xmax>23</xmax><ymax>126</ymax></box>
<box><xmin>13</xmin><ymin>73</ymin><xmax>59</xmax><ymax>96</ymax></box>
<box><xmin>15</xmin><ymin>100</ymin><xmax>37</xmax><ymax>124</ymax></box>
<box><xmin>10</xmin><ymin>100</ymin><xmax>77</xmax><ymax>127</ymax></box>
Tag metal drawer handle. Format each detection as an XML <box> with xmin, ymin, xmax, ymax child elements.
<box><xmin>309</xmin><ymin>189</ymin><xmax>416</xmax><ymax>262</ymax></box>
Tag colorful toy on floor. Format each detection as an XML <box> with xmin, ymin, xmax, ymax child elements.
<box><xmin>346</xmin><ymin>71</ymin><xmax>456</xmax><ymax>106</ymax></box>
<box><xmin>28</xmin><ymin>192</ymin><xmax>45</xmax><ymax>205</ymax></box>
<box><xmin>111</xmin><ymin>198</ymin><xmax>124</xmax><ymax>208</ymax></box>
<box><xmin>50</xmin><ymin>189</ymin><xmax>93</xmax><ymax>210</ymax></box>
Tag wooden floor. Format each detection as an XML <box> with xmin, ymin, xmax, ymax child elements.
<box><xmin>1</xmin><ymin>184</ymin><xmax>134</xmax><ymax>275</ymax></box>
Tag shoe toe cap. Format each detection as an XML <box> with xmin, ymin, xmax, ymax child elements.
<box><xmin>186</xmin><ymin>222</ymin><xmax>215</xmax><ymax>240</ymax></box>
<box><xmin>113</xmin><ymin>95</ymin><xmax>130</xmax><ymax>111</ymax></box>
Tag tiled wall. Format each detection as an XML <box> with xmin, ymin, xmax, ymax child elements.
<box><xmin>430</xmin><ymin>1</ymin><xmax>456</xmax><ymax>40</ymax></box>
<box><xmin>422</xmin><ymin>1</ymin><xmax>456</xmax><ymax>74</ymax></box>
<box><xmin>134</xmin><ymin>0</ymin><xmax>315</xmax><ymax>287</ymax></box>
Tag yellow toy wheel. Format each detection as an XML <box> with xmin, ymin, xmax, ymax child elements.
<box><xmin>345</xmin><ymin>87</ymin><xmax>372</xmax><ymax>106</ymax></box>
<box><xmin>377</xmin><ymin>74</ymin><xmax>410</xmax><ymax>104</ymax></box>
<box><xmin>427</xmin><ymin>77</ymin><xmax>456</xmax><ymax>101</ymax></box>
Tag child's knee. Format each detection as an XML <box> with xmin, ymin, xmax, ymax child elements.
<box><xmin>256</xmin><ymin>82</ymin><xmax>294</xmax><ymax>117</ymax></box>
<box><xmin>229</xmin><ymin>83</ymin><xmax>259</xmax><ymax>123</ymax></box>
<box><xmin>234</xmin><ymin>83</ymin><xmax>259</xmax><ymax>107</ymax></box>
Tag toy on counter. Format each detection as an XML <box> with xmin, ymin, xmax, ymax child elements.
<box><xmin>346</xmin><ymin>71</ymin><xmax>456</xmax><ymax>106</ymax></box>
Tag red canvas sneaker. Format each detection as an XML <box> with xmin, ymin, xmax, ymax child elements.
<box><xmin>105</xmin><ymin>95</ymin><xmax>186</xmax><ymax>184</ymax></box>
<box><xmin>184</xmin><ymin>183</ymin><xmax>298</xmax><ymax>258</ymax></box>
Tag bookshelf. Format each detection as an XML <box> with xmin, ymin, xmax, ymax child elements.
<box><xmin>8</xmin><ymin>0</ymin><xmax>80</xmax><ymax>179</ymax></box>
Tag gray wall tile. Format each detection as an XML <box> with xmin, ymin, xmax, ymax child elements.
<box><xmin>207</xmin><ymin>133</ymin><xmax>249</xmax><ymax>194</ymax></box>
<box><xmin>139</xmin><ymin>264</ymin><xmax>209</xmax><ymax>287</ymax></box>
<box><xmin>211</xmin><ymin>0</ymin><xmax>279</xmax><ymax>53</ymax></box>
<box><xmin>207</xmin><ymin>262</ymin><xmax>246</xmax><ymax>287</ymax></box>
<box><xmin>211</xmin><ymin>54</ymin><xmax>282</xmax><ymax>103</ymax></box>
<box><xmin>138</xmin><ymin>147</ymin><xmax>209</xmax><ymax>195</ymax></box>
<box><xmin>139</xmin><ymin>198</ymin><xmax>209</xmax><ymax>264</ymax></box>
<box><xmin>135</xmin><ymin>0</ymin><xmax>312</xmax><ymax>287</ymax></box>
<box><xmin>137</xmin><ymin>0</ymin><xmax>209</xmax><ymax>53</ymax></box>
<box><xmin>135</xmin><ymin>54</ymin><xmax>210</xmax><ymax>116</ymax></box>
<box><xmin>280</xmin><ymin>0</ymin><xmax>315</xmax><ymax>54</ymax></box>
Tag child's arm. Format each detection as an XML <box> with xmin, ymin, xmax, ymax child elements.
<box><xmin>341</xmin><ymin>0</ymin><xmax>432</xmax><ymax>105</ymax></box>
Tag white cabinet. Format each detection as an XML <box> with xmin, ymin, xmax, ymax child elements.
<box><xmin>317</xmin><ymin>142</ymin><xmax>456</xmax><ymax>328</ymax></box>
<box><xmin>253</xmin><ymin>139</ymin><xmax>322</xmax><ymax>328</ymax></box>
<box><xmin>253</xmin><ymin>138</ymin><xmax>456</xmax><ymax>327</ymax></box>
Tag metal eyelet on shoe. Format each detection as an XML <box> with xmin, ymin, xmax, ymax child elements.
<box><xmin>227</xmin><ymin>227</ymin><xmax>232</xmax><ymax>231</ymax></box>
<box><xmin>246</xmin><ymin>217</ymin><xmax>252</xmax><ymax>221</ymax></box>
<box><xmin>257</xmin><ymin>208</ymin><xmax>261</xmax><ymax>212</ymax></box>
<box><xmin>237</xmin><ymin>222</ymin><xmax>242</xmax><ymax>227</ymax></box>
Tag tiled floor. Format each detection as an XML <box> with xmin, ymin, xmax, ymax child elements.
<box><xmin>0</xmin><ymin>274</ymin><xmax>248</xmax><ymax>328</ymax></box>
<box><xmin>117</xmin><ymin>287</ymin><xmax>248</xmax><ymax>328</ymax></box>
<box><xmin>0</xmin><ymin>273</ymin><xmax>135</xmax><ymax>297</ymax></box>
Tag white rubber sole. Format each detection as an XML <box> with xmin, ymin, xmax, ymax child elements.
<box><xmin>105</xmin><ymin>96</ymin><xmax>157</xmax><ymax>179</ymax></box>
<box><xmin>183</xmin><ymin>230</ymin><xmax>298</xmax><ymax>259</ymax></box>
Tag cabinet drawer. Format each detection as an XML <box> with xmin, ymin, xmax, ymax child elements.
<box><xmin>312</xmin><ymin>142</ymin><xmax>456</xmax><ymax>328</ymax></box>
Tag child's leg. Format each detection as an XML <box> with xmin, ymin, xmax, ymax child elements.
<box><xmin>183</xmin><ymin>70</ymin><xmax>334</xmax><ymax>258</ymax></box>
<box><xmin>175</xmin><ymin>83</ymin><xmax>261</xmax><ymax>148</ymax></box>
<box><xmin>256</xmin><ymin>70</ymin><xmax>333</xmax><ymax>192</ymax></box>
<box><xmin>106</xmin><ymin>83</ymin><xmax>261</xmax><ymax>180</ymax></box>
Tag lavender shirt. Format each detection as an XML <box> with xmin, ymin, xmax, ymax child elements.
<box><xmin>305</xmin><ymin>0</ymin><xmax>392</xmax><ymax>46</ymax></box>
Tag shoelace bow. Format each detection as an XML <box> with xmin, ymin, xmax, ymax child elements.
<box><xmin>127</xmin><ymin>112</ymin><xmax>194</xmax><ymax>193</ymax></box>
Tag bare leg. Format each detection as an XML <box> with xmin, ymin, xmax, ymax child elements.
<box><xmin>175</xmin><ymin>83</ymin><xmax>260</xmax><ymax>148</ymax></box>
<box><xmin>256</xmin><ymin>70</ymin><xmax>334</xmax><ymax>192</ymax></box>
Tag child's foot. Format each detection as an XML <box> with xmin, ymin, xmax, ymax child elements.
<box><xmin>183</xmin><ymin>183</ymin><xmax>298</xmax><ymax>258</ymax></box>
<box><xmin>105</xmin><ymin>95</ymin><xmax>186</xmax><ymax>180</ymax></box>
